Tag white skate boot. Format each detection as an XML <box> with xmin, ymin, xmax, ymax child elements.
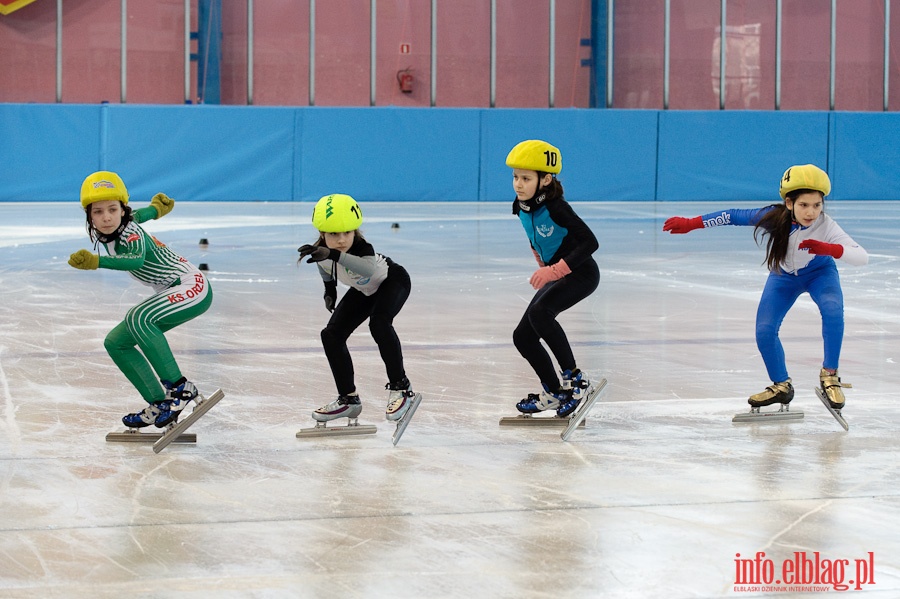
<box><xmin>313</xmin><ymin>394</ymin><xmax>363</xmax><ymax>422</ymax></box>
<box><xmin>558</xmin><ymin>368</ymin><xmax>591</xmax><ymax>417</ymax></box>
<box><xmin>385</xmin><ymin>377</ymin><xmax>415</xmax><ymax>422</ymax></box>
<box><xmin>298</xmin><ymin>393</ymin><xmax>376</xmax><ymax>438</ymax></box>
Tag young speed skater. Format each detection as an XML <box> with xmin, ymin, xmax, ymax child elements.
<box><xmin>297</xmin><ymin>194</ymin><xmax>416</xmax><ymax>425</ymax></box>
<box><xmin>506</xmin><ymin>140</ymin><xmax>600</xmax><ymax>417</ymax></box>
<box><xmin>69</xmin><ymin>171</ymin><xmax>212</xmax><ymax>429</ymax></box>
<box><xmin>663</xmin><ymin>164</ymin><xmax>868</xmax><ymax>414</ymax></box>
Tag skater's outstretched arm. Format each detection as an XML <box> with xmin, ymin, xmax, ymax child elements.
<box><xmin>663</xmin><ymin>207</ymin><xmax>771</xmax><ymax>234</ymax></box>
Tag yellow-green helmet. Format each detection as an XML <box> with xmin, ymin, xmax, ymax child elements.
<box><xmin>80</xmin><ymin>171</ymin><xmax>129</xmax><ymax>208</ymax></box>
<box><xmin>505</xmin><ymin>139</ymin><xmax>562</xmax><ymax>174</ymax></box>
<box><xmin>779</xmin><ymin>164</ymin><xmax>831</xmax><ymax>199</ymax></box>
<box><xmin>312</xmin><ymin>194</ymin><xmax>363</xmax><ymax>232</ymax></box>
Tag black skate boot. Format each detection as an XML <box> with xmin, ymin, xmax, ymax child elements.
<box><xmin>819</xmin><ymin>369</ymin><xmax>846</xmax><ymax>410</ymax></box>
<box><xmin>748</xmin><ymin>379</ymin><xmax>794</xmax><ymax>408</ymax></box>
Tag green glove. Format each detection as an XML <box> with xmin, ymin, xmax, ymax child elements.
<box><xmin>150</xmin><ymin>193</ymin><xmax>175</xmax><ymax>219</ymax></box>
<box><xmin>68</xmin><ymin>249</ymin><xmax>99</xmax><ymax>270</ymax></box>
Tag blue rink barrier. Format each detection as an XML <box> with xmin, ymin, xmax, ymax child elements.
<box><xmin>1</xmin><ymin>104</ymin><xmax>896</xmax><ymax>202</ymax></box>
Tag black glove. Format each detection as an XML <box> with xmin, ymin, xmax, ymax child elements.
<box><xmin>298</xmin><ymin>244</ymin><xmax>335</xmax><ymax>263</ymax></box>
<box><xmin>324</xmin><ymin>281</ymin><xmax>337</xmax><ymax>312</ymax></box>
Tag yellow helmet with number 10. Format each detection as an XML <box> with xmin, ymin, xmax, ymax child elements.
<box><xmin>80</xmin><ymin>171</ymin><xmax>129</xmax><ymax>208</ymax></box>
<box><xmin>505</xmin><ymin>140</ymin><xmax>562</xmax><ymax>174</ymax></box>
<box><xmin>312</xmin><ymin>194</ymin><xmax>363</xmax><ymax>232</ymax></box>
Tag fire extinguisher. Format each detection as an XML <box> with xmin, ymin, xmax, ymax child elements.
<box><xmin>397</xmin><ymin>68</ymin><xmax>413</xmax><ymax>94</ymax></box>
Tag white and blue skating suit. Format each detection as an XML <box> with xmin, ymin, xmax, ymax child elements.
<box><xmin>701</xmin><ymin>207</ymin><xmax>867</xmax><ymax>382</ymax></box>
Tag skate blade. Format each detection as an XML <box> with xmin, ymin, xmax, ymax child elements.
<box><xmin>152</xmin><ymin>389</ymin><xmax>224</xmax><ymax>454</ymax></box>
<box><xmin>815</xmin><ymin>388</ymin><xmax>849</xmax><ymax>431</ymax></box>
<box><xmin>732</xmin><ymin>408</ymin><xmax>804</xmax><ymax>424</ymax></box>
<box><xmin>561</xmin><ymin>377</ymin><xmax>608</xmax><ymax>441</ymax></box>
<box><xmin>296</xmin><ymin>423</ymin><xmax>377</xmax><ymax>438</ymax></box>
<box><xmin>499</xmin><ymin>415</ymin><xmax>585</xmax><ymax>427</ymax></box>
<box><xmin>392</xmin><ymin>393</ymin><xmax>423</xmax><ymax>446</ymax></box>
<box><xmin>106</xmin><ymin>430</ymin><xmax>196</xmax><ymax>443</ymax></box>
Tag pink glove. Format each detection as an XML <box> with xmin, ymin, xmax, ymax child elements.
<box><xmin>799</xmin><ymin>239</ymin><xmax>844</xmax><ymax>259</ymax></box>
<box><xmin>529</xmin><ymin>259</ymin><xmax>571</xmax><ymax>289</ymax></box>
<box><xmin>531</xmin><ymin>248</ymin><xmax>545</xmax><ymax>267</ymax></box>
<box><xmin>663</xmin><ymin>216</ymin><xmax>703</xmax><ymax>234</ymax></box>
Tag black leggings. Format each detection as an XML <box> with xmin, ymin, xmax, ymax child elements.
<box><xmin>321</xmin><ymin>263</ymin><xmax>411</xmax><ymax>396</ymax></box>
<box><xmin>513</xmin><ymin>258</ymin><xmax>599</xmax><ymax>391</ymax></box>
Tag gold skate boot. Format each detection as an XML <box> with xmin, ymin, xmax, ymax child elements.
<box><xmin>748</xmin><ymin>379</ymin><xmax>794</xmax><ymax>407</ymax></box>
<box><xmin>819</xmin><ymin>368</ymin><xmax>850</xmax><ymax>409</ymax></box>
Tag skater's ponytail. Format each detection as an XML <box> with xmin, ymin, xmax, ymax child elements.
<box><xmin>753</xmin><ymin>203</ymin><xmax>792</xmax><ymax>273</ymax></box>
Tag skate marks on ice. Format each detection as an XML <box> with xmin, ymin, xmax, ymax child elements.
<box><xmin>296</xmin><ymin>393</ymin><xmax>423</xmax><ymax>446</ymax></box>
<box><xmin>561</xmin><ymin>378</ymin><xmax>608</xmax><ymax>441</ymax></box>
<box><xmin>391</xmin><ymin>392</ymin><xmax>422</xmax><ymax>446</ymax></box>
<box><xmin>815</xmin><ymin>387</ymin><xmax>850</xmax><ymax>431</ymax></box>
<box><xmin>732</xmin><ymin>403</ymin><xmax>804</xmax><ymax>425</ymax></box>
<box><xmin>104</xmin><ymin>388</ymin><xmax>225</xmax><ymax>453</ymax></box>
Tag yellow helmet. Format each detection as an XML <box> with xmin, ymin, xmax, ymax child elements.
<box><xmin>312</xmin><ymin>194</ymin><xmax>363</xmax><ymax>232</ymax></box>
<box><xmin>505</xmin><ymin>139</ymin><xmax>562</xmax><ymax>174</ymax></box>
<box><xmin>80</xmin><ymin>171</ymin><xmax>129</xmax><ymax>208</ymax></box>
<box><xmin>779</xmin><ymin>164</ymin><xmax>830</xmax><ymax>199</ymax></box>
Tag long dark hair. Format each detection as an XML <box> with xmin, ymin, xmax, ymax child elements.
<box><xmin>753</xmin><ymin>189</ymin><xmax>823</xmax><ymax>272</ymax></box>
<box><xmin>85</xmin><ymin>202</ymin><xmax>133</xmax><ymax>244</ymax></box>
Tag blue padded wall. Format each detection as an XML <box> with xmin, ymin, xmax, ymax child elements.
<box><xmin>1</xmin><ymin>104</ymin><xmax>898</xmax><ymax>202</ymax></box>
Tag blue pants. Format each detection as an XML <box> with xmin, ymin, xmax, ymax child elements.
<box><xmin>755</xmin><ymin>260</ymin><xmax>844</xmax><ymax>382</ymax></box>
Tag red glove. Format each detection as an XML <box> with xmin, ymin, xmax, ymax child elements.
<box><xmin>530</xmin><ymin>259</ymin><xmax>571</xmax><ymax>289</ymax></box>
<box><xmin>663</xmin><ymin>216</ymin><xmax>703</xmax><ymax>234</ymax></box>
<box><xmin>799</xmin><ymin>239</ymin><xmax>843</xmax><ymax>259</ymax></box>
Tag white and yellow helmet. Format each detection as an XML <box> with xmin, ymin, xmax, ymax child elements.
<box><xmin>505</xmin><ymin>139</ymin><xmax>562</xmax><ymax>174</ymax></box>
<box><xmin>312</xmin><ymin>194</ymin><xmax>363</xmax><ymax>233</ymax></box>
<box><xmin>779</xmin><ymin>164</ymin><xmax>831</xmax><ymax>199</ymax></box>
<box><xmin>80</xmin><ymin>171</ymin><xmax>129</xmax><ymax>208</ymax></box>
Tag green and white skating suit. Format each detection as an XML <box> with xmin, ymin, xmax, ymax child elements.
<box><xmin>100</xmin><ymin>207</ymin><xmax>212</xmax><ymax>404</ymax></box>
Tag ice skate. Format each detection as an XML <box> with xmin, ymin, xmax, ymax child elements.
<box><xmin>297</xmin><ymin>394</ymin><xmax>376</xmax><ymax>438</ymax></box>
<box><xmin>385</xmin><ymin>377</ymin><xmax>415</xmax><ymax>422</ymax></box>
<box><xmin>732</xmin><ymin>379</ymin><xmax>803</xmax><ymax>424</ymax></box>
<box><xmin>155</xmin><ymin>378</ymin><xmax>199</xmax><ymax>428</ymax></box>
<box><xmin>107</xmin><ymin>402</ymin><xmax>195</xmax><ymax>444</ymax></box>
<box><xmin>561</xmin><ymin>377</ymin><xmax>609</xmax><ymax>441</ymax></box>
<box><xmin>815</xmin><ymin>369</ymin><xmax>851</xmax><ymax>431</ymax></box>
<box><xmin>122</xmin><ymin>402</ymin><xmax>162</xmax><ymax>428</ymax></box>
<box><xmin>107</xmin><ymin>387</ymin><xmax>223</xmax><ymax>449</ymax></box>
<box><xmin>153</xmin><ymin>388</ymin><xmax>225</xmax><ymax>452</ymax></box>
<box><xmin>391</xmin><ymin>391</ymin><xmax>423</xmax><ymax>447</ymax></box>
<box><xmin>558</xmin><ymin>368</ymin><xmax>592</xmax><ymax>418</ymax></box>
<box><xmin>500</xmin><ymin>385</ymin><xmax>581</xmax><ymax>427</ymax></box>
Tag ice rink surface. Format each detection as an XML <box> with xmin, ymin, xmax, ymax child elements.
<box><xmin>0</xmin><ymin>200</ymin><xmax>898</xmax><ymax>598</ymax></box>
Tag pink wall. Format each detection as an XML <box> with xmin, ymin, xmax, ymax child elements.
<box><xmin>0</xmin><ymin>0</ymin><xmax>897</xmax><ymax>110</ymax></box>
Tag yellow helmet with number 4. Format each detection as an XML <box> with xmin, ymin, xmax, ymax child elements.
<box><xmin>779</xmin><ymin>164</ymin><xmax>830</xmax><ymax>199</ymax></box>
<box><xmin>505</xmin><ymin>139</ymin><xmax>562</xmax><ymax>174</ymax></box>
<box><xmin>80</xmin><ymin>171</ymin><xmax>129</xmax><ymax>208</ymax></box>
<box><xmin>312</xmin><ymin>194</ymin><xmax>363</xmax><ymax>232</ymax></box>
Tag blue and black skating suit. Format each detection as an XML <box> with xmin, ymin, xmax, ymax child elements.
<box><xmin>512</xmin><ymin>189</ymin><xmax>600</xmax><ymax>391</ymax></box>
<box><xmin>700</xmin><ymin>206</ymin><xmax>867</xmax><ymax>383</ymax></box>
